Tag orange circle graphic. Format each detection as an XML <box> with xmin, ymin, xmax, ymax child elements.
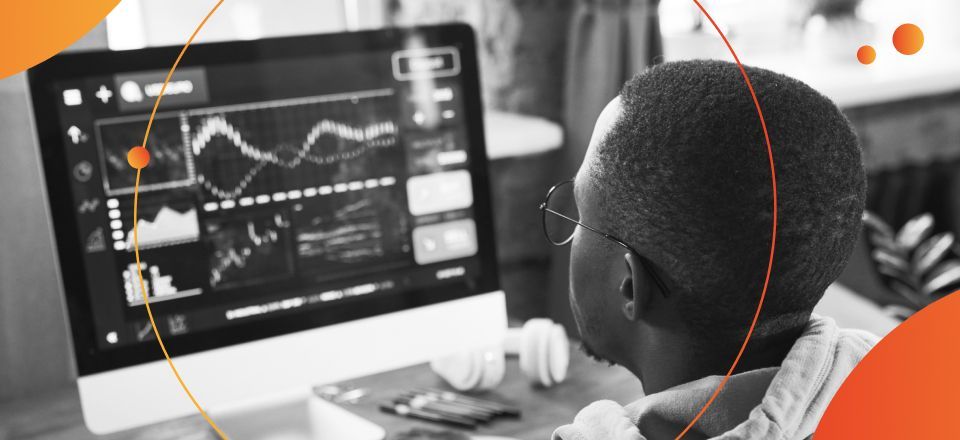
<box><xmin>126</xmin><ymin>146</ymin><xmax>150</xmax><ymax>169</ymax></box>
<box><xmin>893</xmin><ymin>23</ymin><xmax>924</xmax><ymax>55</ymax></box>
<box><xmin>10</xmin><ymin>1</ymin><xmax>778</xmax><ymax>438</ymax></box>
<box><xmin>858</xmin><ymin>45</ymin><xmax>877</xmax><ymax>64</ymax></box>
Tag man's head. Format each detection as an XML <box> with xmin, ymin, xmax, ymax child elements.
<box><xmin>567</xmin><ymin>60</ymin><xmax>865</xmax><ymax>377</ymax></box>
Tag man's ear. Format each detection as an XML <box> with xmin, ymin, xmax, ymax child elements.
<box><xmin>619</xmin><ymin>252</ymin><xmax>656</xmax><ymax>321</ymax></box>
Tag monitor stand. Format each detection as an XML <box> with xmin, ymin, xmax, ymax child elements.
<box><xmin>211</xmin><ymin>393</ymin><xmax>385</xmax><ymax>440</ymax></box>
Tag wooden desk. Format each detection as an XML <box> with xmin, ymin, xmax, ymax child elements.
<box><xmin>0</xmin><ymin>349</ymin><xmax>644</xmax><ymax>440</ymax></box>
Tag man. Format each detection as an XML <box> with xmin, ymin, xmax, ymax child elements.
<box><xmin>547</xmin><ymin>60</ymin><xmax>877</xmax><ymax>439</ymax></box>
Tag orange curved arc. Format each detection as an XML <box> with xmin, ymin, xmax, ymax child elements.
<box><xmin>676</xmin><ymin>1</ymin><xmax>777</xmax><ymax>438</ymax></box>
<box><xmin>132</xmin><ymin>0</ymin><xmax>227</xmax><ymax>438</ymax></box>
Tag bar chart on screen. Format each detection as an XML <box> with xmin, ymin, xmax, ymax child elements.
<box><xmin>121</xmin><ymin>257</ymin><xmax>204</xmax><ymax>307</ymax></box>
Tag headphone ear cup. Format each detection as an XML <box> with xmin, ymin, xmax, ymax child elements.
<box><xmin>520</xmin><ymin>319</ymin><xmax>552</xmax><ymax>387</ymax></box>
<box><xmin>547</xmin><ymin>324</ymin><xmax>570</xmax><ymax>385</ymax></box>
<box><xmin>535</xmin><ymin>320</ymin><xmax>554</xmax><ymax>387</ymax></box>
<box><xmin>476</xmin><ymin>347</ymin><xmax>505</xmax><ymax>391</ymax></box>
<box><xmin>435</xmin><ymin>319</ymin><xmax>570</xmax><ymax>391</ymax></box>
<box><xmin>518</xmin><ymin>319</ymin><xmax>541</xmax><ymax>384</ymax></box>
<box><xmin>430</xmin><ymin>350</ymin><xmax>481</xmax><ymax>391</ymax></box>
<box><xmin>517</xmin><ymin>319</ymin><xmax>570</xmax><ymax>388</ymax></box>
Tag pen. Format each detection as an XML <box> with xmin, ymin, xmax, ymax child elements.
<box><xmin>379</xmin><ymin>402</ymin><xmax>478</xmax><ymax>430</ymax></box>
<box><xmin>407</xmin><ymin>391</ymin><xmax>500</xmax><ymax>415</ymax></box>
<box><xmin>396</xmin><ymin>394</ymin><xmax>494</xmax><ymax>423</ymax></box>
<box><xmin>420</xmin><ymin>388</ymin><xmax>522</xmax><ymax>417</ymax></box>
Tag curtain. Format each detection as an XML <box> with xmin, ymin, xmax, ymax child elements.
<box><xmin>562</xmin><ymin>0</ymin><xmax>663</xmax><ymax>173</ymax></box>
<box><xmin>547</xmin><ymin>0</ymin><xmax>664</xmax><ymax>333</ymax></box>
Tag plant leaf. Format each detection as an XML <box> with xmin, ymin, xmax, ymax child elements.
<box><xmin>862</xmin><ymin>211</ymin><xmax>894</xmax><ymax>239</ymax></box>
<box><xmin>912</xmin><ymin>232</ymin><xmax>955</xmax><ymax>276</ymax></box>
<box><xmin>881</xmin><ymin>304</ymin><xmax>916</xmax><ymax>321</ymax></box>
<box><xmin>877</xmin><ymin>264</ymin><xmax>915</xmax><ymax>289</ymax></box>
<box><xmin>872</xmin><ymin>248</ymin><xmax>910</xmax><ymax>273</ymax></box>
<box><xmin>920</xmin><ymin>259</ymin><xmax>960</xmax><ymax>296</ymax></box>
<box><xmin>869</xmin><ymin>233</ymin><xmax>907</xmax><ymax>257</ymax></box>
<box><xmin>896</xmin><ymin>213</ymin><xmax>934</xmax><ymax>250</ymax></box>
<box><xmin>884</xmin><ymin>278</ymin><xmax>927</xmax><ymax>308</ymax></box>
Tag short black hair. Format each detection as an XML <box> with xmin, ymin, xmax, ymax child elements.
<box><xmin>588</xmin><ymin>60</ymin><xmax>865</xmax><ymax>340</ymax></box>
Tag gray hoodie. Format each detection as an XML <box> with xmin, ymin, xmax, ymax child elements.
<box><xmin>552</xmin><ymin>315</ymin><xmax>877</xmax><ymax>440</ymax></box>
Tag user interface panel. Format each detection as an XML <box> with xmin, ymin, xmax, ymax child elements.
<box><xmin>30</xmin><ymin>26</ymin><xmax>497</xmax><ymax>373</ymax></box>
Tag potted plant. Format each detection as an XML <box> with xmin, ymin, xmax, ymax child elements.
<box><xmin>863</xmin><ymin>211</ymin><xmax>960</xmax><ymax>320</ymax></box>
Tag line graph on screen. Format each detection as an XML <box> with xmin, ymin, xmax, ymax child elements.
<box><xmin>96</xmin><ymin>113</ymin><xmax>195</xmax><ymax>196</ymax></box>
<box><xmin>205</xmin><ymin>208</ymin><xmax>294</xmax><ymax>289</ymax></box>
<box><xmin>109</xmin><ymin>193</ymin><xmax>200</xmax><ymax>252</ymax></box>
<box><xmin>187</xmin><ymin>89</ymin><xmax>402</xmax><ymax>201</ymax></box>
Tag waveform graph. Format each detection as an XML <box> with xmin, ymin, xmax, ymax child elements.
<box><xmin>107</xmin><ymin>192</ymin><xmax>200</xmax><ymax>252</ymax></box>
<box><xmin>95</xmin><ymin>113</ymin><xmax>195</xmax><ymax>196</ymax></box>
<box><xmin>293</xmin><ymin>184</ymin><xmax>411</xmax><ymax>279</ymax></box>
<box><xmin>118</xmin><ymin>244</ymin><xmax>206</xmax><ymax>307</ymax></box>
<box><xmin>204</xmin><ymin>207</ymin><xmax>295</xmax><ymax>290</ymax></box>
<box><xmin>188</xmin><ymin>89</ymin><xmax>405</xmax><ymax>202</ymax></box>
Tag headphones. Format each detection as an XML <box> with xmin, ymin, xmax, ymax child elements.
<box><xmin>430</xmin><ymin>318</ymin><xmax>570</xmax><ymax>391</ymax></box>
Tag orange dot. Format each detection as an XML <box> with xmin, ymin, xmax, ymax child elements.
<box><xmin>893</xmin><ymin>23</ymin><xmax>924</xmax><ymax>55</ymax></box>
<box><xmin>857</xmin><ymin>45</ymin><xmax>876</xmax><ymax>64</ymax></box>
<box><xmin>127</xmin><ymin>146</ymin><xmax>150</xmax><ymax>169</ymax></box>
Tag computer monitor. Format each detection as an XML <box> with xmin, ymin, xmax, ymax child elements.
<box><xmin>28</xmin><ymin>24</ymin><xmax>506</xmax><ymax>434</ymax></box>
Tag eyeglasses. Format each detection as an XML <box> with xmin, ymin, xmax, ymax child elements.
<box><xmin>539</xmin><ymin>179</ymin><xmax>671</xmax><ymax>297</ymax></box>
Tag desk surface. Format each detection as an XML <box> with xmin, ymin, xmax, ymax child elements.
<box><xmin>0</xmin><ymin>349</ymin><xmax>644</xmax><ymax>440</ymax></box>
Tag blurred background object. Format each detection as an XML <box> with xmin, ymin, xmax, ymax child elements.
<box><xmin>802</xmin><ymin>0</ymin><xmax>873</xmax><ymax>63</ymax></box>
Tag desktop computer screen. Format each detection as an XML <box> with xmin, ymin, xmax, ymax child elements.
<box><xmin>29</xmin><ymin>24</ymin><xmax>501</xmax><ymax>381</ymax></box>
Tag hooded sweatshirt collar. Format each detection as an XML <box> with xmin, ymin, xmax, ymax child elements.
<box><xmin>552</xmin><ymin>315</ymin><xmax>878</xmax><ymax>440</ymax></box>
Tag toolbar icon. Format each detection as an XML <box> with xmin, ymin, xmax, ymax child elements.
<box><xmin>62</xmin><ymin>89</ymin><xmax>82</xmax><ymax>106</ymax></box>
<box><xmin>167</xmin><ymin>314</ymin><xmax>189</xmax><ymax>336</ymax></box>
<box><xmin>73</xmin><ymin>161</ymin><xmax>93</xmax><ymax>183</ymax></box>
<box><xmin>86</xmin><ymin>227</ymin><xmax>106</xmax><ymax>253</ymax></box>
<box><xmin>78</xmin><ymin>198</ymin><xmax>100</xmax><ymax>214</ymax></box>
<box><xmin>95</xmin><ymin>84</ymin><xmax>113</xmax><ymax>104</ymax></box>
<box><xmin>66</xmin><ymin>125</ymin><xmax>88</xmax><ymax>145</ymax></box>
<box><xmin>135</xmin><ymin>321</ymin><xmax>155</xmax><ymax>341</ymax></box>
<box><xmin>120</xmin><ymin>81</ymin><xmax>143</xmax><ymax>103</ymax></box>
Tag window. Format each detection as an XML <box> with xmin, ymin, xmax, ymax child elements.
<box><xmin>105</xmin><ymin>0</ymin><xmax>386</xmax><ymax>50</ymax></box>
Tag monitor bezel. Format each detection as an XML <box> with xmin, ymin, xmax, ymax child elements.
<box><xmin>28</xmin><ymin>23</ymin><xmax>500</xmax><ymax>376</ymax></box>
